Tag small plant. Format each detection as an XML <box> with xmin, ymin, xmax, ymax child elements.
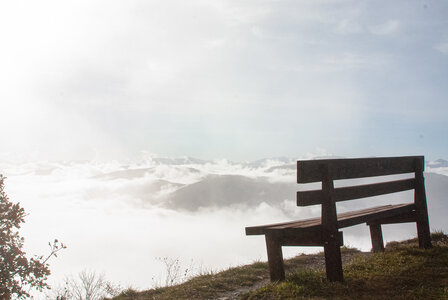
<box><xmin>152</xmin><ymin>257</ymin><xmax>195</xmax><ymax>287</ymax></box>
<box><xmin>49</xmin><ymin>270</ymin><xmax>122</xmax><ymax>300</ymax></box>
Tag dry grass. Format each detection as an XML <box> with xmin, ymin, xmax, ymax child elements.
<box><xmin>112</xmin><ymin>261</ymin><xmax>269</xmax><ymax>299</ymax></box>
<box><xmin>112</xmin><ymin>232</ymin><xmax>448</xmax><ymax>299</ymax></box>
<box><xmin>243</xmin><ymin>232</ymin><xmax>448</xmax><ymax>299</ymax></box>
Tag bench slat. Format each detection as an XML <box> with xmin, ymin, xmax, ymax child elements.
<box><xmin>245</xmin><ymin>217</ymin><xmax>320</xmax><ymax>235</ymax></box>
<box><xmin>367</xmin><ymin>213</ymin><xmax>417</xmax><ymax>225</ymax></box>
<box><xmin>265</xmin><ymin>229</ymin><xmax>344</xmax><ymax>247</ymax></box>
<box><xmin>245</xmin><ymin>203</ymin><xmax>415</xmax><ymax>235</ymax></box>
<box><xmin>297</xmin><ymin>178</ymin><xmax>416</xmax><ymax>206</ymax></box>
<box><xmin>337</xmin><ymin>203</ymin><xmax>415</xmax><ymax>228</ymax></box>
<box><xmin>297</xmin><ymin>156</ymin><xmax>422</xmax><ymax>183</ymax></box>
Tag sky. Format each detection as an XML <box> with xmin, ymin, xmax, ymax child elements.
<box><xmin>1</xmin><ymin>0</ymin><xmax>448</xmax><ymax>161</ymax></box>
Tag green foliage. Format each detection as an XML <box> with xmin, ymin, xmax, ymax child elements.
<box><xmin>0</xmin><ymin>174</ymin><xmax>65</xmax><ymax>299</ymax></box>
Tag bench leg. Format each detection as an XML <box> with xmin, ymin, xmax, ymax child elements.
<box><xmin>265</xmin><ymin>232</ymin><xmax>285</xmax><ymax>281</ymax></box>
<box><xmin>369</xmin><ymin>224</ymin><xmax>385</xmax><ymax>253</ymax></box>
<box><xmin>415</xmin><ymin>196</ymin><xmax>432</xmax><ymax>249</ymax></box>
<box><xmin>323</xmin><ymin>239</ymin><xmax>343</xmax><ymax>282</ymax></box>
<box><xmin>415</xmin><ymin>166</ymin><xmax>432</xmax><ymax>249</ymax></box>
<box><xmin>416</xmin><ymin>218</ymin><xmax>432</xmax><ymax>249</ymax></box>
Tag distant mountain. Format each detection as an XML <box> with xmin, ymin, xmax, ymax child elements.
<box><xmin>96</xmin><ymin>166</ymin><xmax>201</xmax><ymax>180</ymax></box>
<box><xmin>151</xmin><ymin>157</ymin><xmax>210</xmax><ymax>165</ymax></box>
<box><xmin>245</xmin><ymin>157</ymin><xmax>295</xmax><ymax>168</ymax></box>
<box><xmin>427</xmin><ymin>159</ymin><xmax>448</xmax><ymax>168</ymax></box>
<box><xmin>95</xmin><ymin>167</ymin><xmax>155</xmax><ymax>179</ymax></box>
<box><xmin>149</xmin><ymin>156</ymin><xmax>295</xmax><ymax>168</ymax></box>
<box><xmin>163</xmin><ymin>174</ymin><xmax>296</xmax><ymax>211</ymax></box>
<box><xmin>158</xmin><ymin>170</ymin><xmax>448</xmax><ymax>233</ymax></box>
<box><xmin>266</xmin><ymin>164</ymin><xmax>296</xmax><ymax>172</ymax></box>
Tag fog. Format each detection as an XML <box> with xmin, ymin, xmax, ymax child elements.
<box><xmin>1</xmin><ymin>156</ymin><xmax>447</xmax><ymax>296</ymax></box>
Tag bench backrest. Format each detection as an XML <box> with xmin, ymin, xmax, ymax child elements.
<box><xmin>296</xmin><ymin>156</ymin><xmax>429</xmax><ymax>248</ymax></box>
<box><xmin>297</xmin><ymin>156</ymin><xmax>424</xmax><ymax>207</ymax></box>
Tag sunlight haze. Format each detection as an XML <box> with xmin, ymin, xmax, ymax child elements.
<box><xmin>1</xmin><ymin>0</ymin><xmax>447</xmax><ymax>161</ymax></box>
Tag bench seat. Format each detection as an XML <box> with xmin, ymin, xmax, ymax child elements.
<box><xmin>246</xmin><ymin>203</ymin><xmax>416</xmax><ymax>236</ymax></box>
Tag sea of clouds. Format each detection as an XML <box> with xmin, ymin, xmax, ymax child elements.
<box><xmin>1</xmin><ymin>155</ymin><xmax>447</xmax><ymax>296</ymax></box>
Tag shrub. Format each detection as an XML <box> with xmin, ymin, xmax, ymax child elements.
<box><xmin>0</xmin><ymin>174</ymin><xmax>65</xmax><ymax>299</ymax></box>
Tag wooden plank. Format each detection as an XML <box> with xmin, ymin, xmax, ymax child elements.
<box><xmin>297</xmin><ymin>156</ymin><xmax>422</xmax><ymax>183</ymax></box>
<box><xmin>296</xmin><ymin>189</ymin><xmax>323</xmax><ymax>206</ymax></box>
<box><xmin>369</xmin><ymin>224</ymin><xmax>384</xmax><ymax>252</ymax></box>
<box><xmin>337</xmin><ymin>203</ymin><xmax>415</xmax><ymax>228</ymax></box>
<box><xmin>320</xmin><ymin>164</ymin><xmax>344</xmax><ymax>282</ymax></box>
<box><xmin>414</xmin><ymin>159</ymin><xmax>432</xmax><ymax>249</ymax></box>
<box><xmin>268</xmin><ymin>218</ymin><xmax>321</xmax><ymax>231</ymax></box>
<box><xmin>245</xmin><ymin>217</ymin><xmax>321</xmax><ymax>235</ymax></box>
<box><xmin>247</xmin><ymin>204</ymin><xmax>416</xmax><ymax>235</ymax></box>
<box><xmin>366</xmin><ymin>212</ymin><xmax>416</xmax><ymax>225</ymax></box>
<box><xmin>320</xmin><ymin>164</ymin><xmax>338</xmax><ymax>231</ymax></box>
<box><xmin>334</xmin><ymin>178</ymin><xmax>415</xmax><ymax>202</ymax></box>
<box><xmin>265</xmin><ymin>232</ymin><xmax>285</xmax><ymax>281</ymax></box>
<box><xmin>324</xmin><ymin>241</ymin><xmax>344</xmax><ymax>282</ymax></box>
<box><xmin>279</xmin><ymin>230</ymin><xmax>343</xmax><ymax>247</ymax></box>
<box><xmin>248</xmin><ymin>203</ymin><xmax>417</xmax><ymax>240</ymax></box>
<box><xmin>263</xmin><ymin>228</ymin><xmax>339</xmax><ymax>246</ymax></box>
<box><xmin>297</xmin><ymin>178</ymin><xmax>416</xmax><ymax>206</ymax></box>
<box><xmin>269</xmin><ymin>228</ymin><xmax>324</xmax><ymax>246</ymax></box>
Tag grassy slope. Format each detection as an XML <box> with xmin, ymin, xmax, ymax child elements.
<box><xmin>113</xmin><ymin>233</ymin><xmax>448</xmax><ymax>299</ymax></box>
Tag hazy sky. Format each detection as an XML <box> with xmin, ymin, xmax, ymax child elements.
<box><xmin>1</xmin><ymin>0</ymin><xmax>447</xmax><ymax>161</ymax></box>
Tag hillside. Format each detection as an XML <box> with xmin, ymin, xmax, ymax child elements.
<box><xmin>112</xmin><ymin>232</ymin><xmax>448</xmax><ymax>299</ymax></box>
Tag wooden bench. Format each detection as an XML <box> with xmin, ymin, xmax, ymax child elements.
<box><xmin>245</xmin><ymin>156</ymin><xmax>431</xmax><ymax>282</ymax></box>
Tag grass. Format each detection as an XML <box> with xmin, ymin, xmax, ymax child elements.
<box><xmin>112</xmin><ymin>232</ymin><xmax>448</xmax><ymax>299</ymax></box>
<box><xmin>112</xmin><ymin>261</ymin><xmax>269</xmax><ymax>300</ymax></box>
<box><xmin>244</xmin><ymin>232</ymin><xmax>448</xmax><ymax>299</ymax></box>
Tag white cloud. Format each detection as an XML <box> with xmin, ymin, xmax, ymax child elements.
<box><xmin>335</xmin><ymin>19</ymin><xmax>364</xmax><ymax>35</ymax></box>
<box><xmin>318</xmin><ymin>53</ymin><xmax>385</xmax><ymax>71</ymax></box>
<box><xmin>435</xmin><ymin>42</ymin><xmax>448</xmax><ymax>55</ymax></box>
<box><xmin>368</xmin><ymin>20</ymin><xmax>401</xmax><ymax>35</ymax></box>
<box><xmin>2</xmin><ymin>155</ymin><xmax>448</xmax><ymax>298</ymax></box>
<box><xmin>204</xmin><ymin>38</ymin><xmax>227</xmax><ymax>49</ymax></box>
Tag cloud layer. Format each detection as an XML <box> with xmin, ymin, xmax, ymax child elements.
<box><xmin>1</xmin><ymin>155</ymin><xmax>447</xmax><ymax>296</ymax></box>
